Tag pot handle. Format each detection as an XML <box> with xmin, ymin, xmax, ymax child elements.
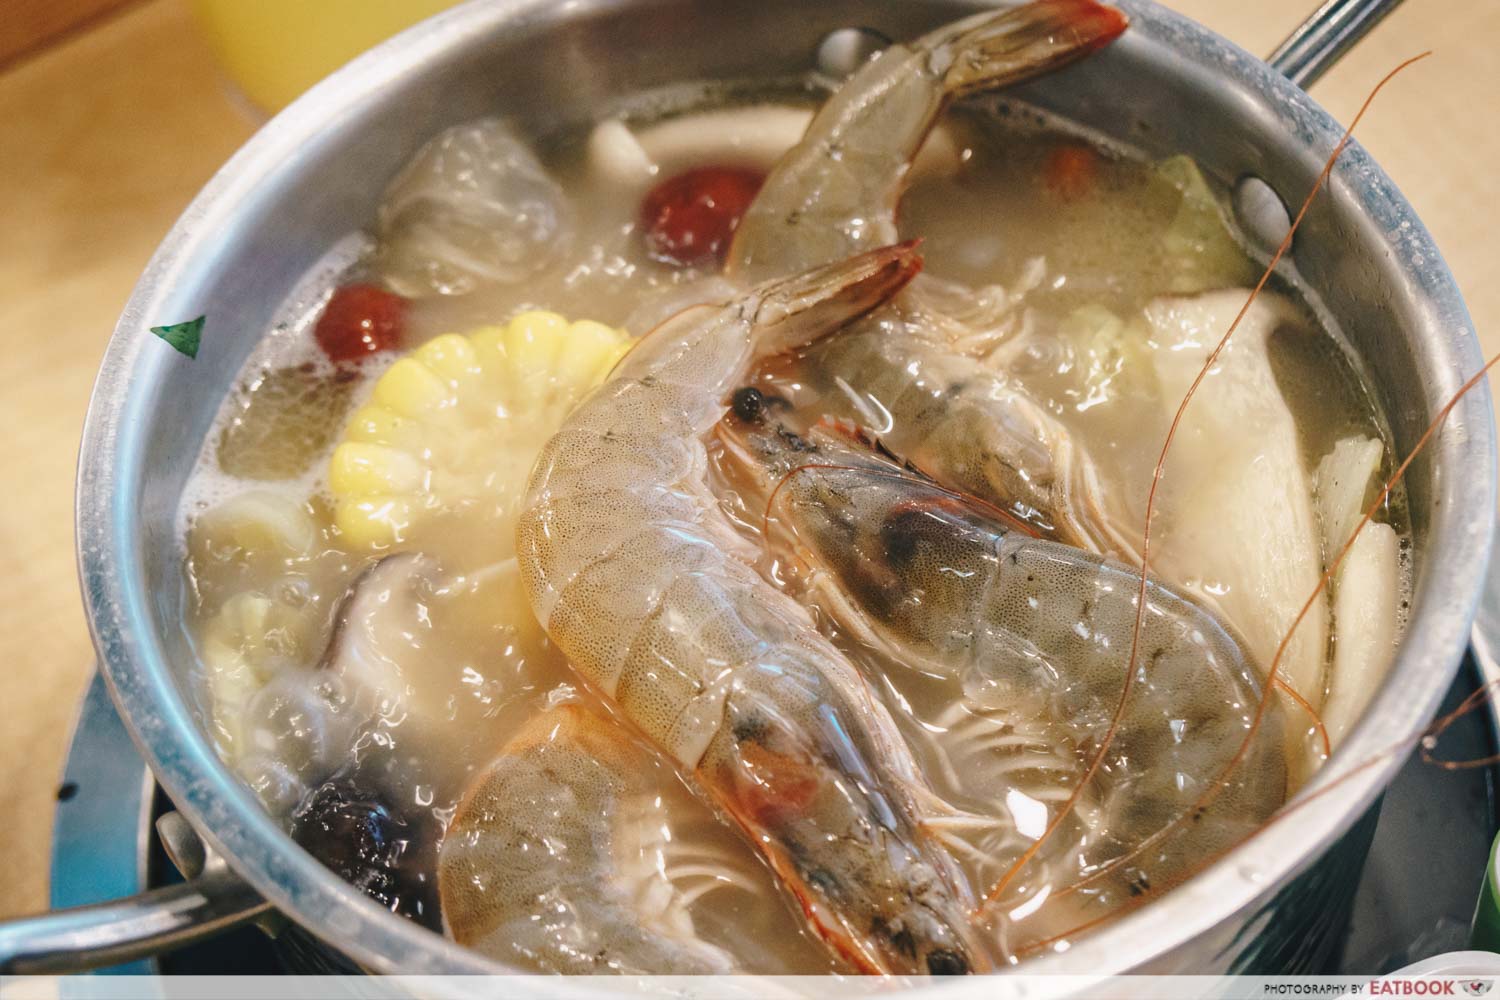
<box><xmin>0</xmin><ymin>813</ymin><xmax>271</xmax><ymax>974</ymax></box>
<box><xmin>1268</xmin><ymin>0</ymin><xmax>1406</xmax><ymax>88</ymax></box>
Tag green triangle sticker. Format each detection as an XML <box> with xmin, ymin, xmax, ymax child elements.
<box><xmin>150</xmin><ymin>315</ymin><xmax>205</xmax><ymax>359</ymax></box>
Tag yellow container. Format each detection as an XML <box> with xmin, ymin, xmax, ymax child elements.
<box><xmin>189</xmin><ymin>0</ymin><xmax>458</xmax><ymax>113</ymax></box>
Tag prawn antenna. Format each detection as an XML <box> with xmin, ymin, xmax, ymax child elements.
<box><xmin>1278</xmin><ymin>681</ymin><xmax>1331</xmax><ymax>760</ymax></box>
<box><xmin>1421</xmin><ymin>678</ymin><xmax>1500</xmax><ymax>771</ymax></box>
<box><xmin>980</xmin><ymin>51</ymin><xmax>1433</xmax><ymax>912</ymax></box>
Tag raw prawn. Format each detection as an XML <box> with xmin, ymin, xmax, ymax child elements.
<box><xmin>757</xmin><ymin>323</ymin><xmax>1134</xmax><ymax>550</ymax></box>
<box><xmin>714</xmin><ymin>407</ymin><xmax>1286</xmax><ymax>929</ymax></box>
<box><xmin>729</xmin><ymin>0</ymin><xmax>1128</xmax><ymax>280</ymax></box>
<box><xmin>727</xmin><ymin>0</ymin><xmax>1133</xmax><ymax>552</ymax></box>
<box><xmin>516</xmin><ymin>245</ymin><xmax>990</xmax><ymax>975</ymax></box>
<box><xmin>439</xmin><ymin>705</ymin><xmax>767</xmax><ymax>974</ymax></box>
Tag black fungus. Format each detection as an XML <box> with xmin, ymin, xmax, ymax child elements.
<box><xmin>292</xmin><ymin>780</ymin><xmax>440</xmax><ymax>930</ymax></box>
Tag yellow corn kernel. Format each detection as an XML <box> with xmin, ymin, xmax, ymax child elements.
<box><xmin>374</xmin><ymin>357</ymin><xmax>451</xmax><ymax>417</ymax></box>
<box><xmin>329</xmin><ymin>442</ymin><xmax>424</xmax><ymax>495</ymax></box>
<box><xmin>206</xmin><ymin>592</ymin><xmax>273</xmax><ymax>651</ymax></box>
<box><xmin>503</xmin><ymin>310</ymin><xmax>570</xmax><ymax>377</ymax></box>
<box><xmin>466</xmin><ymin>324</ymin><xmax>508</xmax><ymax>358</ymax></box>
<box><xmin>201</xmin><ymin>590</ymin><xmax>318</xmax><ymax>753</ymax></box>
<box><xmin>335</xmin><ymin>495</ymin><xmax>414</xmax><ymax>548</ymax></box>
<box><xmin>554</xmin><ymin>320</ymin><xmax>631</xmax><ymax>384</ymax></box>
<box><xmin>343</xmin><ymin>403</ymin><xmax>407</xmax><ymax>446</ymax></box>
<box><xmin>416</xmin><ymin>333</ymin><xmax>481</xmax><ymax>383</ymax></box>
<box><xmin>509</xmin><ymin>309</ymin><xmax>569</xmax><ymax>339</ymax></box>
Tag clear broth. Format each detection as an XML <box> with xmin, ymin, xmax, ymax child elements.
<box><xmin>176</xmin><ymin>83</ymin><xmax>1407</xmax><ymax>971</ymax></box>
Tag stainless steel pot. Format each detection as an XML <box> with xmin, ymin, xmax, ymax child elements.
<box><xmin>8</xmin><ymin>0</ymin><xmax>1494</xmax><ymax>982</ymax></box>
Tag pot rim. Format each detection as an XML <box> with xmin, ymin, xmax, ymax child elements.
<box><xmin>75</xmin><ymin>0</ymin><xmax>1495</xmax><ymax>986</ymax></box>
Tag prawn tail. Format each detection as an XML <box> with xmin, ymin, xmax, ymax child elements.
<box><xmin>942</xmin><ymin>0</ymin><xmax>1129</xmax><ymax>99</ymax></box>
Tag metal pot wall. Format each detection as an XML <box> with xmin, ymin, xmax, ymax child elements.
<box><xmin>7</xmin><ymin>0</ymin><xmax>1494</xmax><ymax>983</ymax></box>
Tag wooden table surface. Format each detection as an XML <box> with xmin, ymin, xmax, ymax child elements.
<box><xmin>1</xmin><ymin>0</ymin><xmax>1496</xmax><ymax>922</ymax></box>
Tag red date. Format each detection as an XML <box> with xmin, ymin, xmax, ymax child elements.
<box><xmin>639</xmin><ymin>166</ymin><xmax>764</xmax><ymax>268</ymax></box>
<box><xmin>313</xmin><ymin>284</ymin><xmax>407</xmax><ymax>362</ymax></box>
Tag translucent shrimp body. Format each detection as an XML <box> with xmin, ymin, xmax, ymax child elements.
<box><xmin>729</xmin><ymin>0</ymin><xmax>1129</xmax><ymax>282</ymax></box>
<box><xmin>727</xmin><ymin>0</ymin><xmax>1132</xmax><ymax>553</ymax></box>
<box><xmin>781</xmin><ymin>314</ymin><xmax>1135</xmax><ymax>552</ymax></box>
<box><xmin>715</xmin><ymin>412</ymin><xmax>1286</xmax><ymax>922</ymax></box>
<box><xmin>439</xmin><ymin>705</ymin><xmax>744</xmax><ymax>974</ymax></box>
<box><xmin>516</xmin><ymin>246</ymin><xmax>988</xmax><ymax>975</ymax></box>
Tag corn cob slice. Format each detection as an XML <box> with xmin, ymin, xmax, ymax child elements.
<box><xmin>328</xmin><ymin>311</ymin><xmax>630</xmax><ymax>548</ymax></box>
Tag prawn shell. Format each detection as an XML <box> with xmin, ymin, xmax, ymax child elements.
<box><xmin>439</xmin><ymin>705</ymin><xmax>742</xmax><ymax>975</ymax></box>
<box><xmin>515</xmin><ymin>244</ymin><xmax>994</xmax><ymax>974</ymax></box>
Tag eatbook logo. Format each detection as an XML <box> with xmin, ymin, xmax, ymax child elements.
<box><xmin>1462</xmin><ymin>982</ymin><xmax>1493</xmax><ymax>997</ymax></box>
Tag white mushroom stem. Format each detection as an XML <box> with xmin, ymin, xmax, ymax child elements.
<box><xmin>1323</xmin><ymin>523</ymin><xmax>1399</xmax><ymax>747</ymax></box>
<box><xmin>1313</xmin><ymin>436</ymin><xmax>1400</xmax><ymax>749</ymax></box>
<box><xmin>586</xmin><ymin>105</ymin><xmax>966</xmax><ymax>192</ymax></box>
<box><xmin>586</xmin><ymin>119</ymin><xmax>657</xmax><ymax>188</ymax></box>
